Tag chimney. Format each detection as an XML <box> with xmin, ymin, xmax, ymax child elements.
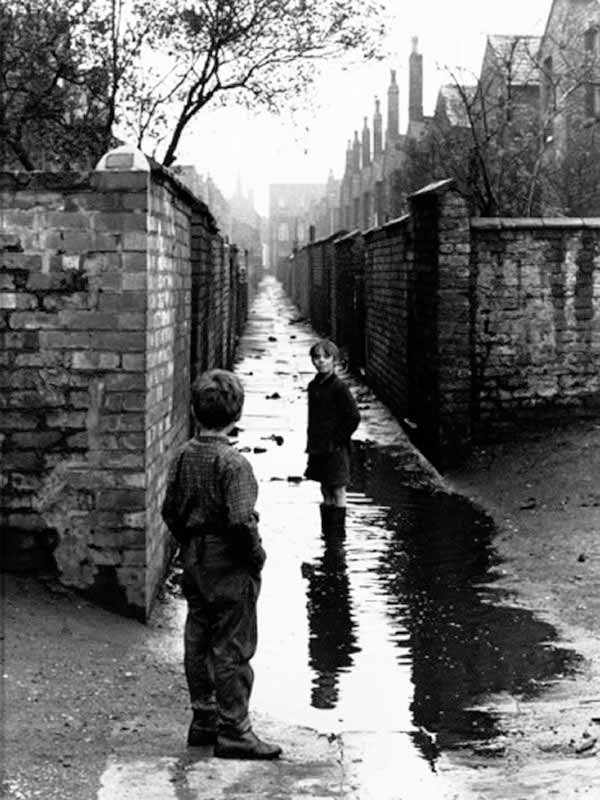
<box><xmin>352</xmin><ymin>130</ymin><xmax>361</xmax><ymax>172</ymax></box>
<box><xmin>386</xmin><ymin>69</ymin><xmax>399</xmax><ymax>146</ymax></box>
<box><xmin>361</xmin><ymin>117</ymin><xmax>371</xmax><ymax>168</ymax></box>
<box><xmin>345</xmin><ymin>139</ymin><xmax>352</xmax><ymax>173</ymax></box>
<box><xmin>409</xmin><ymin>36</ymin><xmax>424</xmax><ymax>123</ymax></box>
<box><xmin>373</xmin><ymin>97</ymin><xmax>383</xmax><ymax>158</ymax></box>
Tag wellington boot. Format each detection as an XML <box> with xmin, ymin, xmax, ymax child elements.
<box><xmin>214</xmin><ymin>729</ymin><xmax>282</xmax><ymax>760</ymax></box>
<box><xmin>319</xmin><ymin>503</ymin><xmax>336</xmax><ymax>534</ymax></box>
<box><xmin>328</xmin><ymin>506</ymin><xmax>346</xmax><ymax>539</ymax></box>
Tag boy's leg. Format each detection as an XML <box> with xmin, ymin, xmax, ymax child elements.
<box><xmin>211</xmin><ymin>570</ymin><xmax>281</xmax><ymax>759</ymax></box>
<box><xmin>332</xmin><ymin>486</ymin><xmax>347</xmax><ymax>507</ymax></box>
<box><xmin>182</xmin><ymin>543</ymin><xmax>218</xmax><ymax>745</ymax></box>
<box><xmin>211</xmin><ymin>571</ymin><xmax>258</xmax><ymax>736</ymax></box>
<box><xmin>184</xmin><ymin>604</ymin><xmax>218</xmax><ymax>743</ymax></box>
<box><xmin>320</xmin><ymin>485</ymin><xmax>336</xmax><ymax>533</ymax></box>
<box><xmin>330</xmin><ymin>486</ymin><xmax>347</xmax><ymax>537</ymax></box>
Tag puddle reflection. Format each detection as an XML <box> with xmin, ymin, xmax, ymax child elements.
<box><xmin>303</xmin><ymin>534</ymin><xmax>360</xmax><ymax>709</ymax></box>
<box><xmin>300</xmin><ymin>442</ymin><xmax>581</xmax><ymax>753</ymax></box>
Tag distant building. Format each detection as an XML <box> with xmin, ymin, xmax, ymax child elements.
<box><xmin>268</xmin><ymin>182</ymin><xmax>326</xmax><ymax>273</ymax></box>
<box><xmin>433</xmin><ymin>84</ymin><xmax>476</xmax><ymax>129</ymax></box>
<box><xmin>335</xmin><ymin>37</ymin><xmax>432</xmax><ymax>231</ymax></box>
<box><xmin>173</xmin><ymin>165</ymin><xmax>264</xmax><ymax>268</ymax></box>
<box><xmin>537</xmin><ymin>0</ymin><xmax>600</xmax><ymax>212</ymax></box>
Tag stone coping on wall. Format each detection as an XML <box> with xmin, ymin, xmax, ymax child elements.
<box><xmin>408</xmin><ymin>177</ymin><xmax>455</xmax><ymax>198</ymax></box>
<box><xmin>363</xmin><ymin>213</ymin><xmax>410</xmax><ymax>240</ymax></box>
<box><xmin>335</xmin><ymin>228</ymin><xmax>362</xmax><ymax>243</ymax></box>
<box><xmin>308</xmin><ymin>228</ymin><xmax>350</xmax><ymax>248</ymax></box>
<box><xmin>471</xmin><ymin>216</ymin><xmax>600</xmax><ymax>229</ymax></box>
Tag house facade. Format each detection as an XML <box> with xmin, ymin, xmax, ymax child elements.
<box><xmin>538</xmin><ymin>0</ymin><xmax>600</xmax><ymax>213</ymax></box>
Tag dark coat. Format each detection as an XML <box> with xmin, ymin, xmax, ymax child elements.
<box><xmin>306</xmin><ymin>372</ymin><xmax>360</xmax><ymax>455</ymax></box>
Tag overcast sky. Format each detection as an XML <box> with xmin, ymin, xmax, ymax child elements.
<box><xmin>176</xmin><ymin>0</ymin><xmax>553</xmax><ymax>216</ymax></box>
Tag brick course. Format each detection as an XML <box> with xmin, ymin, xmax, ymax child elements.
<box><xmin>1</xmin><ymin>162</ymin><xmax>250</xmax><ymax>618</ymax></box>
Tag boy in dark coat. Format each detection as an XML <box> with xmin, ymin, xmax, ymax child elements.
<box><xmin>304</xmin><ymin>339</ymin><xmax>361</xmax><ymax>537</ymax></box>
<box><xmin>162</xmin><ymin>369</ymin><xmax>281</xmax><ymax>760</ymax></box>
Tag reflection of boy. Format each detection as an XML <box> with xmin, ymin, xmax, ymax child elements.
<box><xmin>162</xmin><ymin>369</ymin><xmax>281</xmax><ymax>760</ymax></box>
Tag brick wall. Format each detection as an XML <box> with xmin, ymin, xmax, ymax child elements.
<box><xmin>331</xmin><ymin>231</ymin><xmax>364</xmax><ymax>368</ymax></box>
<box><xmin>471</xmin><ymin>218</ymin><xmax>600</xmax><ymax>437</ymax></box>
<box><xmin>284</xmin><ymin>179</ymin><xmax>600</xmax><ymax>464</ymax></box>
<box><xmin>363</xmin><ymin>216</ymin><xmax>412</xmax><ymax>424</ymax></box>
<box><xmin>1</xmin><ymin>160</ymin><xmax>248</xmax><ymax>618</ymax></box>
<box><xmin>145</xmin><ymin>172</ymin><xmax>193</xmax><ymax>611</ymax></box>
<box><xmin>418</xmin><ymin>186</ymin><xmax>472</xmax><ymax>456</ymax></box>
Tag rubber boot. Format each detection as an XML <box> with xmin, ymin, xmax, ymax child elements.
<box><xmin>319</xmin><ymin>503</ymin><xmax>336</xmax><ymax>534</ymax></box>
<box><xmin>329</xmin><ymin>506</ymin><xmax>346</xmax><ymax>539</ymax></box>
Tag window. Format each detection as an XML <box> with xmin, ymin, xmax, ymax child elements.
<box><xmin>585</xmin><ymin>83</ymin><xmax>600</xmax><ymax>118</ymax></box>
<box><xmin>542</xmin><ymin>57</ymin><xmax>554</xmax><ymax>111</ymax></box>
<box><xmin>585</xmin><ymin>27</ymin><xmax>600</xmax><ymax>56</ymax></box>
<box><xmin>278</xmin><ymin>222</ymin><xmax>288</xmax><ymax>242</ymax></box>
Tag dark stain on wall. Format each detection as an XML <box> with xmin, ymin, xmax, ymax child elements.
<box><xmin>574</xmin><ymin>229</ymin><xmax>595</xmax><ymax>354</ymax></box>
<box><xmin>547</xmin><ymin>233</ymin><xmax>568</xmax><ymax>358</ymax></box>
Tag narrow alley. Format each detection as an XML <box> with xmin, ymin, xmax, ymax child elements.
<box><xmin>5</xmin><ymin>277</ymin><xmax>600</xmax><ymax>800</ymax></box>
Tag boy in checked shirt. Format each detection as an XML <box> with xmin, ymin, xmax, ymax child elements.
<box><xmin>162</xmin><ymin>369</ymin><xmax>281</xmax><ymax>760</ymax></box>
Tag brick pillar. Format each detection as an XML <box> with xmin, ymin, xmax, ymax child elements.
<box><xmin>409</xmin><ymin>179</ymin><xmax>472</xmax><ymax>463</ymax></box>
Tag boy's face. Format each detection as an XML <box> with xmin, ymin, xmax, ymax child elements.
<box><xmin>311</xmin><ymin>348</ymin><xmax>335</xmax><ymax>375</ymax></box>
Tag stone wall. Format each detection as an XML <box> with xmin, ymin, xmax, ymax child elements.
<box><xmin>0</xmin><ymin>158</ymin><xmax>248</xmax><ymax>618</ymax></box>
<box><xmin>283</xmin><ymin>180</ymin><xmax>600</xmax><ymax>464</ymax></box>
<box><xmin>471</xmin><ymin>218</ymin><xmax>600</xmax><ymax>437</ymax></box>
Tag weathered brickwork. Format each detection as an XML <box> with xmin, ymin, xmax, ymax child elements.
<box><xmin>145</xmin><ymin>173</ymin><xmax>193</xmax><ymax>609</ymax></box>
<box><xmin>427</xmin><ymin>188</ymin><xmax>472</xmax><ymax>455</ymax></box>
<box><xmin>363</xmin><ymin>217</ymin><xmax>412</xmax><ymax>425</ymax></box>
<box><xmin>286</xmin><ymin>247</ymin><xmax>310</xmax><ymax>319</ymax></box>
<box><xmin>310</xmin><ymin>233</ymin><xmax>342</xmax><ymax>337</ymax></box>
<box><xmin>330</xmin><ymin>231</ymin><xmax>364</xmax><ymax>369</ymax></box>
<box><xmin>471</xmin><ymin>218</ymin><xmax>600</xmax><ymax>437</ymax></box>
<box><xmin>1</xmin><ymin>162</ymin><xmax>249</xmax><ymax>618</ymax></box>
<box><xmin>283</xmin><ymin>180</ymin><xmax>600</xmax><ymax>465</ymax></box>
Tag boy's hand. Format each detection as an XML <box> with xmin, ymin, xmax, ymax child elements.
<box><xmin>247</xmin><ymin>541</ymin><xmax>267</xmax><ymax>577</ymax></box>
<box><xmin>228</xmin><ymin>521</ymin><xmax>266</xmax><ymax>576</ymax></box>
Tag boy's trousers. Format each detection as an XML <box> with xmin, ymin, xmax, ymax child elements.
<box><xmin>181</xmin><ymin>536</ymin><xmax>260</xmax><ymax>735</ymax></box>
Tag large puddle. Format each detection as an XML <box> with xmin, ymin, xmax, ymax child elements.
<box><xmin>244</xmin><ymin>433</ymin><xmax>582</xmax><ymax>765</ymax></box>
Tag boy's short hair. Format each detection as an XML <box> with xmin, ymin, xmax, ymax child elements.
<box><xmin>309</xmin><ymin>339</ymin><xmax>339</xmax><ymax>361</ymax></box>
<box><xmin>191</xmin><ymin>369</ymin><xmax>244</xmax><ymax>429</ymax></box>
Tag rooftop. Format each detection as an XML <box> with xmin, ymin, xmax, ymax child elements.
<box><xmin>486</xmin><ymin>35</ymin><xmax>542</xmax><ymax>86</ymax></box>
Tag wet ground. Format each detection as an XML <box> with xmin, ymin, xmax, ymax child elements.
<box><xmin>4</xmin><ymin>276</ymin><xmax>600</xmax><ymax>799</ymax></box>
<box><xmin>215</xmin><ymin>280</ymin><xmax>584</xmax><ymax>783</ymax></box>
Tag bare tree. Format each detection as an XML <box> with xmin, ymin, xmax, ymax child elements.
<box><xmin>0</xmin><ymin>0</ymin><xmax>152</xmax><ymax>170</ymax></box>
<box><xmin>395</xmin><ymin>31</ymin><xmax>600</xmax><ymax>217</ymax></box>
<box><xmin>1</xmin><ymin>0</ymin><xmax>386</xmax><ymax>171</ymax></box>
<box><xmin>124</xmin><ymin>0</ymin><xmax>386</xmax><ymax>166</ymax></box>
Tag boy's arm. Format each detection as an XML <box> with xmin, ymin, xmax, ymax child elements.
<box><xmin>161</xmin><ymin>452</ymin><xmax>189</xmax><ymax>544</ymax></box>
<box><xmin>223</xmin><ymin>458</ymin><xmax>266</xmax><ymax>575</ymax></box>
<box><xmin>334</xmin><ymin>382</ymin><xmax>361</xmax><ymax>443</ymax></box>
